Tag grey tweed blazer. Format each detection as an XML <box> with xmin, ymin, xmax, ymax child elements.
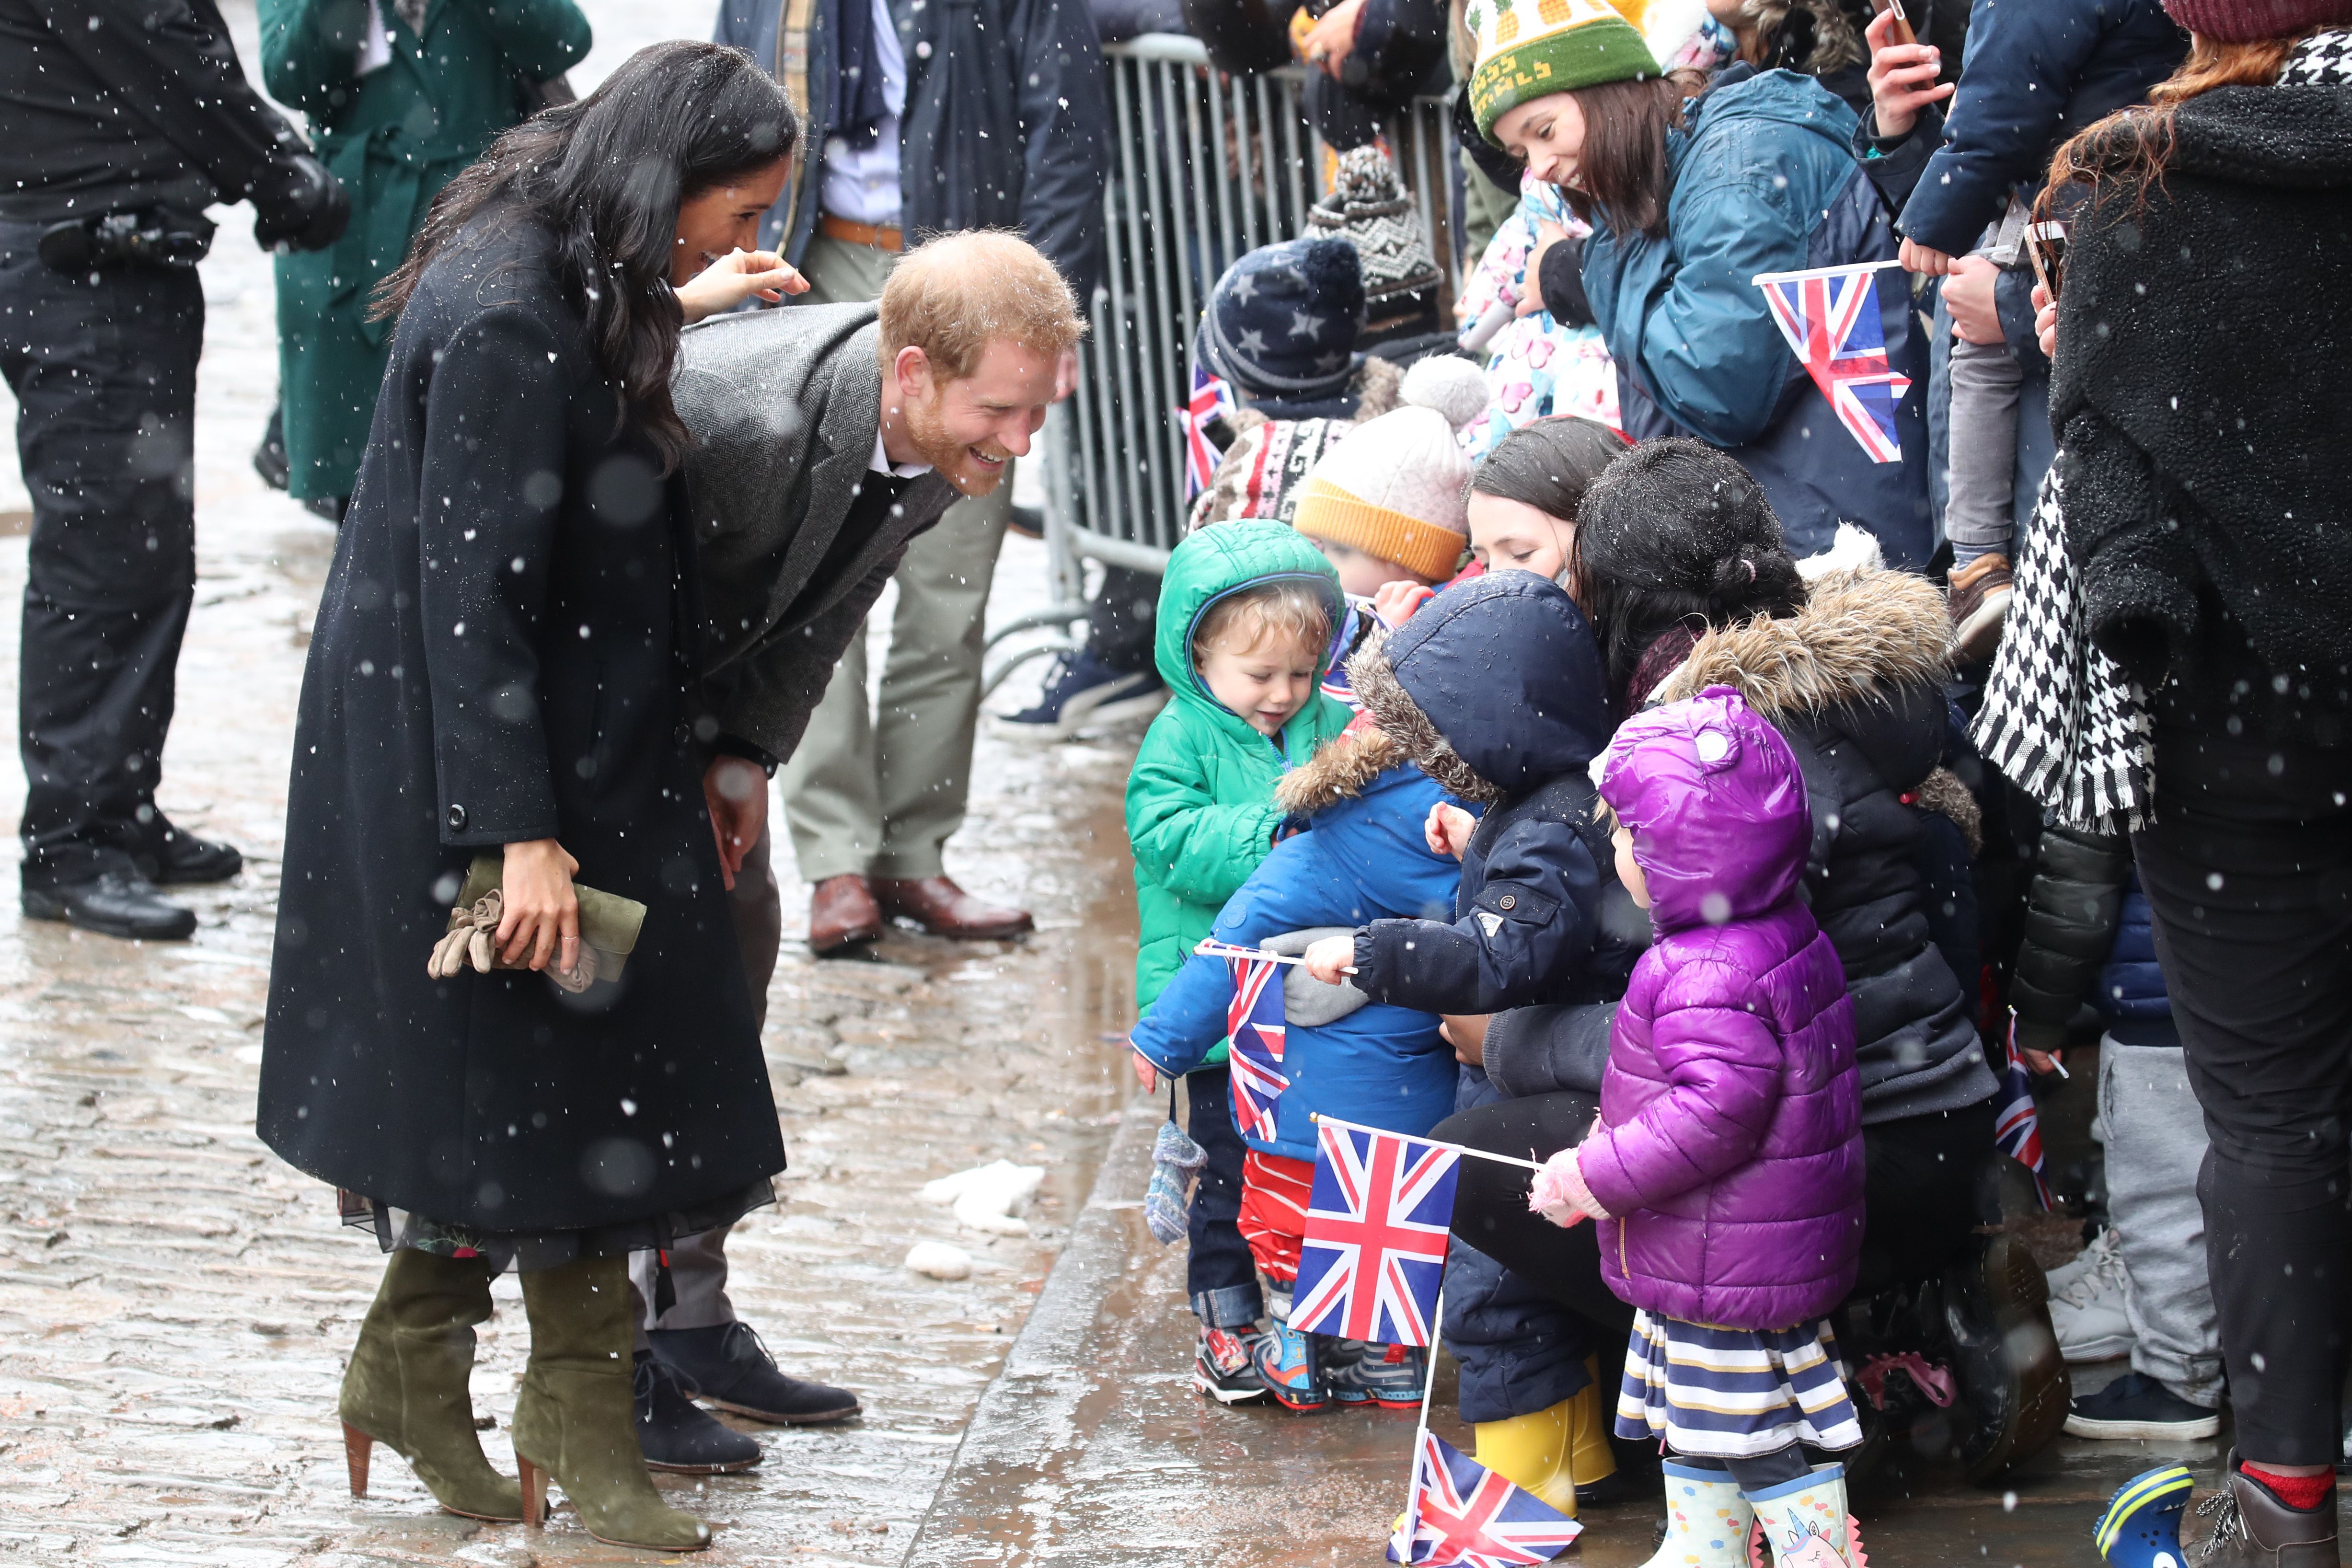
<box><xmin>675</xmin><ymin>302</ymin><xmax>957</xmax><ymax>764</ymax></box>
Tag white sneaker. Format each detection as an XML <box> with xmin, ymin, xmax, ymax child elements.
<box><xmin>2048</xmin><ymin>1229</ymin><xmax>2134</xmax><ymax>1363</ymax></box>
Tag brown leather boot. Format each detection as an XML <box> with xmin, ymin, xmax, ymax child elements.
<box><xmin>2200</xmin><ymin>1456</ymin><xmax>2340</xmax><ymax>1568</ymax></box>
<box><xmin>873</xmin><ymin>876</ymin><xmax>1034</xmax><ymax>940</ymax></box>
<box><xmin>807</xmin><ymin>875</ymin><xmax>883</xmax><ymax>955</ymax></box>
<box><xmin>1947</xmin><ymin>552</ymin><xmax>2013</xmax><ymax>663</ymax></box>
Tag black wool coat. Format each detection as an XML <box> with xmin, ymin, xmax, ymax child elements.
<box><xmin>258</xmin><ymin>213</ymin><xmax>785</xmax><ymax>1234</ymax></box>
<box><xmin>2052</xmin><ymin>77</ymin><xmax>2352</xmax><ymax>734</ymax></box>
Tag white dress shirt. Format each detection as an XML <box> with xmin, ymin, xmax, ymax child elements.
<box><xmin>820</xmin><ymin>0</ymin><xmax>908</xmax><ymax>228</ymax></box>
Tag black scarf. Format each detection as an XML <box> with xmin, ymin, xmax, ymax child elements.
<box><xmin>830</xmin><ymin>0</ymin><xmax>893</xmax><ymax>152</ymax></box>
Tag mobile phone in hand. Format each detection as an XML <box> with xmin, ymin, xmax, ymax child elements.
<box><xmin>2026</xmin><ymin>219</ymin><xmax>2070</xmax><ymax>303</ymax></box>
<box><xmin>1868</xmin><ymin>0</ymin><xmax>1916</xmax><ymax>46</ymax></box>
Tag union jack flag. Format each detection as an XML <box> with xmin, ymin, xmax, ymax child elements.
<box><xmin>1186</xmin><ymin>360</ymin><xmax>1238</xmax><ymax>498</ymax></box>
<box><xmin>1753</xmin><ymin>261</ymin><xmax>1911</xmax><ymax>465</ymax></box>
<box><xmin>1387</xmin><ymin>1433</ymin><xmax>1581</xmax><ymax>1568</ymax></box>
<box><xmin>1994</xmin><ymin>1016</ymin><xmax>2055</xmax><ymax>1211</ymax></box>
<box><xmin>1294</xmin><ymin>1119</ymin><xmax>1459</xmax><ymax>1347</ymax></box>
<box><xmin>1225</xmin><ymin>954</ymin><xmax>1289</xmax><ymax>1142</ymax></box>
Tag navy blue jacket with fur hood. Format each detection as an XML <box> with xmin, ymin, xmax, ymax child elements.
<box><xmin>1344</xmin><ymin>574</ymin><xmax>1645</xmax><ymax>1014</ymax></box>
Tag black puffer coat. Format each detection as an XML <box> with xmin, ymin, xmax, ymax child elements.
<box><xmin>1649</xmin><ymin>567</ymin><xmax>1996</xmax><ymax>1124</ymax></box>
<box><xmin>1345</xmin><ymin>573</ymin><xmax>1645</xmax><ymax>1014</ymax></box>
<box><xmin>258</xmin><ymin>215</ymin><xmax>785</xmax><ymax>1234</ymax></box>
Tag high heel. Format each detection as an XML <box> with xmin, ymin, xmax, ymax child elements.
<box><xmin>511</xmin><ymin>1255</ymin><xmax>712</xmax><ymax>1552</ymax></box>
<box><xmin>338</xmin><ymin>1248</ymin><xmax>523</xmax><ymax>1522</ymax></box>
<box><xmin>343</xmin><ymin>1421</ymin><xmax>372</xmax><ymax>1498</ymax></box>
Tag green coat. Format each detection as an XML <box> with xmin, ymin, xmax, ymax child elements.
<box><xmin>261</xmin><ymin>0</ymin><xmax>589</xmax><ymax>501</ymax></box>
<box><xmin>1126</xmin><ymin>520</ymin><xmax>1351</xmax><ymax>1025</ymax></box>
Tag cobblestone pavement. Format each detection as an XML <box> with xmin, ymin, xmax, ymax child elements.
<box><xmin>0</xmin><ymin>6</ymin><xmax>1149</xmax><ymax>1564</ymax></box>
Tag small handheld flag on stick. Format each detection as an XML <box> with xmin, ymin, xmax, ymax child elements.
<box><xmin>1752</xmin><ymin>259</ymin><xmax>1911</xmax><ymax>464</ymax></box>
<box><xmin>1194</xmin><ymin>936</ymin><xmax>1356</xmax><ymax>974</ymax></box>
<box><xmin>1995</xmin><ymin>1015</ymin><xmax>2056</xmax><ymax>1211</ymax></box>
<box><xmin>1185</xmin><ymin>361</ymin><xmax>1237</xmax><ymax>498</ymax></box>
<box><xmin>1294</xmin><ymin>1119</ymin><xmax>1460</xmax><ymax>1347</ymax></box>
<box><xmin>1389</xmin><ymin>1431</ymin><xmax>1583</xmax><ymax>1567</ymax></box>
<box><xmin>1224</xmin><ymin>950</ymin><xmax>1291</xmax><ymax>1142</ymax></box>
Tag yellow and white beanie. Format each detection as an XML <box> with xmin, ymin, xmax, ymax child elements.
<box><xmin>1466</xmin><ymin>0</ymin><xmax>1665</xmax><ymax>144</ymax></box>
<box><xmin>1290</xmin><ymin>357</ymin><xmax>1491</xmax><ymax>583</ymax></box>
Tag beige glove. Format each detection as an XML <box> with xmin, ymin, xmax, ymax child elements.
<box><xmin>426</xmin><ymin>888</ymin><xmax>597</xmax><ymax>993</ymax></box>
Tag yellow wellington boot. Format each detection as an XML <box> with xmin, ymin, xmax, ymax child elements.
<box><xmin>1568</xmin><ymin>1357</ymin><xmax>1620</xmax><ymax>1491</ymax></box>
<box><xmin>1472</xmin><ymin>1399</ymin><xmax>1578</xmax><ymax>1516</ymax></box>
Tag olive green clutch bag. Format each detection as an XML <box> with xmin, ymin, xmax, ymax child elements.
<box><xmin>424</xmin><ymin>854</ymin><xmax>648</xmax><ymax>993</ymax></box>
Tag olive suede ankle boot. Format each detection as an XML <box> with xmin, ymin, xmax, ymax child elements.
<box><xmin>512</xmin><ymin>1255</ymin><xmax>712</xmax><ymax>1552</ymax></box>
<box><xmin>339</xmin><ymin>1248</ymin><xmax>522</xmax><ymax>1521</ymax></box>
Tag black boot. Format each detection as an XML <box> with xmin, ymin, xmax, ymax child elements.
<box><xmin>1941</xmin><ymin>1235</ymin><xmax>2070</xmax><ymax>1482</ymax></box>
<box><xmin>2200</xmin><ymin>1453</ymin><xmax>2340</xmax><ymax>1568</ymax></box>
<box><xmin>23</xmin><ymin>870</ymin><xmax>196</xmax><ymax>940</ymax></box>
<box><xmin>632</xmin><ymin>1351</ymin><xmax>761</xmax><ymax>1475</ymax></box>
<box><xmin>647</xmin><ymin>1322</ymin><xmax>860</xmax><ymax>1425</ymax></box>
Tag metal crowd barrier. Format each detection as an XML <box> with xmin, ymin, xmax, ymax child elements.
<box><xmin>986</xmin><ymin>37</ymin><xmax>1462</xmax><ymax>694</ymax></box>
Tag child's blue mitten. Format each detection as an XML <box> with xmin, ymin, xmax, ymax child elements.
<box><xmin>1144</xmin><ymin>1117</ymin><xmax>1208</xmax><ymax>1245</ymax></box>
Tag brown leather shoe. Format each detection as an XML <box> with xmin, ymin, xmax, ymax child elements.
<box><xmin>872</xmin><ymin>876</ymin><xmax>1034</xmax><ymax>940</ymax></box>
<box><xmin>807</xmin><ymin>874</ymin><xmax>884</xmax><ymax>955</ymax></box>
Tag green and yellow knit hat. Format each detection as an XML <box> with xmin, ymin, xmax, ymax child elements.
<box><xmin>1467</xmin><ymin>0</ymin><xmax>1663</xmax><ymax>145</ymax></box>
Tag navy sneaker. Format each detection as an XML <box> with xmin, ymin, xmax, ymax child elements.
<box><xmin>994</xmin><ymin>650</ymin><xmax>1166</xmax><ymax>740</ymax></box>
<box><xmin>2065</xmin><ymin>1372</ymin><xmax>2222</xmax><ymax>1441</ymax></box>
<box><xmin>1325</xmin><ymin>1339</ymin><xmax>1427</xmax><ymax>1409</ymax></box>
<box><xmin>1194</xmin><ymin>1326</ymin><xmax>1269</xmax><ymax>1405</ymax></box>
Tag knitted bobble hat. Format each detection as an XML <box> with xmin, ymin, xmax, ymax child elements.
<box><xmin>1290</xmin><ymin>357</ymin><xmax>1489</xmax><ymax>581</ymax></box>
<box><xmin>1196</xmin><ymin>237</ymin><xmax>1367</xmax><ymax>401</ymax></box>
<box><xmin>2163</xmin><ymin>0</ymin><xmax>2352</xmax><ymax>39</ymax></box>
<box><xmin>1468</xmin><ymin>0</ymin><xmax>1664</xmax><ymax>145</ymax></box>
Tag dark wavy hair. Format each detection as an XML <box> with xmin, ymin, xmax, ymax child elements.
<box><xmin>1569</xmin><ymin>438</ymin><xmax>1806</xmax><ymax>706</ymax></box>
<box><xmin>376</xmin><ymin>42</ymin><xmax>798</xmax><ymax>472</ymax></box>
<box><xmin>1466</xmin><ymin>416</ymin><xmax>1630</xmax><ymax>518</ymax></box>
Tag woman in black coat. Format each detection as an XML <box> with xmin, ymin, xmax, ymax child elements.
<box><xmin>1439</xmin><ymin>440</ymin><xmax>2069</xmax><ymax>1484</ymax></box>
<box><xmin>257</xmin><ymin>42</ymin><xmax>805</xmax><ymax>1551</ymax></box>
<box><xmin>2017</xmin><ymin>10</ymin><xmax>2352</xmax><ymax>1554</ymax></box>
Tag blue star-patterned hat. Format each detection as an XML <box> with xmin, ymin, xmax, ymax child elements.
<box><xmin>1196</xmin><ymin>238</ymin><xmax>1367</xmax><ymax>401</ymax></box>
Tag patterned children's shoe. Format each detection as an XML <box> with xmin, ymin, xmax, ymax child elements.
<box><xmin>1324</xmin><ymin>1339</ymin><xmax>1426</xmax><ymax>1409</ymax></box>
<box><xmin>1249</xmin><ymin>1313</ymin><xmax>1328</xmax><ymax>1413</ymax></box>
<box><xmin>1193</xmin><ymin>1326</ymin><xmax>1269</xmax><ymax>1406</ymax></box>
<box><xmin>1638</xmin><ymin>1460</ymin><xmax>1753</xmax><ymax>1568</ymax></box>
<box><xmin>1746</xmin><ymin>1464</ymin><xmax>1868</xmax><ymax>1568</ymax></box>
<box><xmin>2095</xmin><ymin>1464</ymin><xmax>2193</xmax><ymax>1568</ymax></box>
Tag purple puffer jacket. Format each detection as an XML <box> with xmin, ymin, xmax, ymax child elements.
<box><xmin>1580</xmin><ymin>687</ymin><xmax>1864</xmax><ymax>1331</ymax></box>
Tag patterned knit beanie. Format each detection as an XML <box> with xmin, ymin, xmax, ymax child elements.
<box><xmin>1195</xmin><ymin>238</ymin><xmax>1367</xmax><ymax>402</ymax></box>
<box><xmin>1290</xmin><ymin>357</ymin><xmax>1492</xmax><ymax>581</ymax></box>
<box><xmin>1306</xmin><ymin>146</ymin><xmax>1445</xmax><ymax>345</ymax></box>
<box><xmin>2163</xmin><ymin>0</ymin><xmax>2352</xmax><ymax>39</ymax></box>
<box><xmin>1468</xmin><ymin>0</ymin><xmax>1663</xmax><ymax>144</ymax></box>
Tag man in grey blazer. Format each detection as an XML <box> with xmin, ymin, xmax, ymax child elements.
<box><xmin>620</xmin><ymin>232</ymin><xmax>1086</xmax><ymax>1473</ymax></box>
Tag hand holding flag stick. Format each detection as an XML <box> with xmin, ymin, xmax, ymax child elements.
<box><xmin>1194</xmin><ymin>936</ymin><xmax>1357</xmax><ymax>976</ymax></box>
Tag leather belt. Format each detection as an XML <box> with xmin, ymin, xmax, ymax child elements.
<box><xmin>819</xmin><ymin>214</ymin><xmax>903</xmax><ymax>252</ymax></box>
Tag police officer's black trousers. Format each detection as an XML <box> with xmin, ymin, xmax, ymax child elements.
<box><xmin>0</xmin><ymin>222</ymin><xmax>203</xmax><ymax>888</ymax></box>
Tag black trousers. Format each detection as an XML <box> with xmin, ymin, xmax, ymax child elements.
<box><xmin>0</xmin><ymin>222</ymin><xmax>203</xmax><ymax>887</ymax></box>
<box><xmin>1087</xmin><ymin>565</ymin><xmax>1157</xmax><ymax>676</ymax></box>
<box><xmin>2133</xmin><ymin>721</ymin><xmax>2352</xmax><ymax>1465</ymax></box>
<box><xmin>1436</xmin><ymin>1092</ymin><xmax>1994</xmax><ymax>1327</ymax></box>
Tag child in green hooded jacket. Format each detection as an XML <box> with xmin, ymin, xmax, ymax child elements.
<box><xmin>1125</xmin><ymin>518</ymin><xmax>1350</xmax><ymax>1396</ymax></box>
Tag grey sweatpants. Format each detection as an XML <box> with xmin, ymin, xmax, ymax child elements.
<box><xmin>1943</xmin><ymin>331</ymin><xmax>2023</xmax><ymax>568</ymax></box>
<box><xmin>2098</xmin><ymin>1034</ymin><xmax>2225</xmax><ymax>1408</ymax></box>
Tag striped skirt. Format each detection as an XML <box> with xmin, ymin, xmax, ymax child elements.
<box><xmin>1614</xmin><ymin>1310</ymin><xmax>1865</xmax><ymax>1459</ymax></box>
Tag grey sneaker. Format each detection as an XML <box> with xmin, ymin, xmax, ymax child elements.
<box><xmin>2050</xmin><ymin>1229</ymin><xmax>2135</xmax><ymax>1364</ymax></box>
<box><xmin>1323</xmin><ymin>1338</ymin><xmax>1427</xmax><ymax>1410</ymax></box>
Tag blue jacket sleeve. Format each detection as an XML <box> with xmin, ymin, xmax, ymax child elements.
<box><xmin>1898</xmin><ymin>1</ymin><xmax>2109</xmax><ymax>255</ymax></box>
<box><xmin>1348</xmin><ymin>814</ymin><xmax>1601</xmax><ymax>1015</ymax></box>
<box><xmin>1130</xmin><ymin>949</ymin><xmax>1233</xmax><ymax>1078</ymax></box>
<box><xmin>1013</xmin><ymin>0</ymin><xmax>1109</xmax><ymax>305</ymax></box>
<box><xmin>1617</xmin><ymin>129</ymin><xmax>1815</xmax><ymax>449</ymax></box>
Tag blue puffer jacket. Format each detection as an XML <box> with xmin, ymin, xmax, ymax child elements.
<box><xmin>1897</xmin><ymin>0</ymin><xmax>2187</xmax><ymax>256</ymax></box>
<box><xmin>1580</xmin><ymin>68</ymin><xmax>1932</xmax><ymax>565</ymax></box>
<box><xmin>2098</xmin><ymin>870</ymin><xmax>2168</xmax><ymax>1023</ymax></box>
<box><xmin>1130</xmin><ymin>726</ymin><xmax>1462</xmax><ymax>1163</ymax></box>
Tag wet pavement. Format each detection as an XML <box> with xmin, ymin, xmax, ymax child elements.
<box><xmin>0</xmin><ymin>4</ymin><xmax>2330</xmax><ymax>1566</ymax></box>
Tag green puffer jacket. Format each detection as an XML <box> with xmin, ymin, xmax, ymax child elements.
<box><xmin>1127</xmin><ymin>519</ymin><xmax>1351</xmax><ymax>1028</ymax></box>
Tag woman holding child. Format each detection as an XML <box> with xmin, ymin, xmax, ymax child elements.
<box><xmin>258</xmin><ymin>43</ymin><xmax>809</xmax><ymax>1552</ymax></box>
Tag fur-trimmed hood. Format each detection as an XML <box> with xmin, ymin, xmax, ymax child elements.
<box><xmin>1347</xmin><ymin>574</ymin><xmax>1613</xmax><ymax>806</ymax></box>
<box><xmin>1653</xmin><ymin>566</ymin><xmax>1953</xmax><ymax>718</ymax></box>
<box><xmin>1275</xmin><ymin>722</ymin><xmax>1409</xmax><ymax>817</ymax></box>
